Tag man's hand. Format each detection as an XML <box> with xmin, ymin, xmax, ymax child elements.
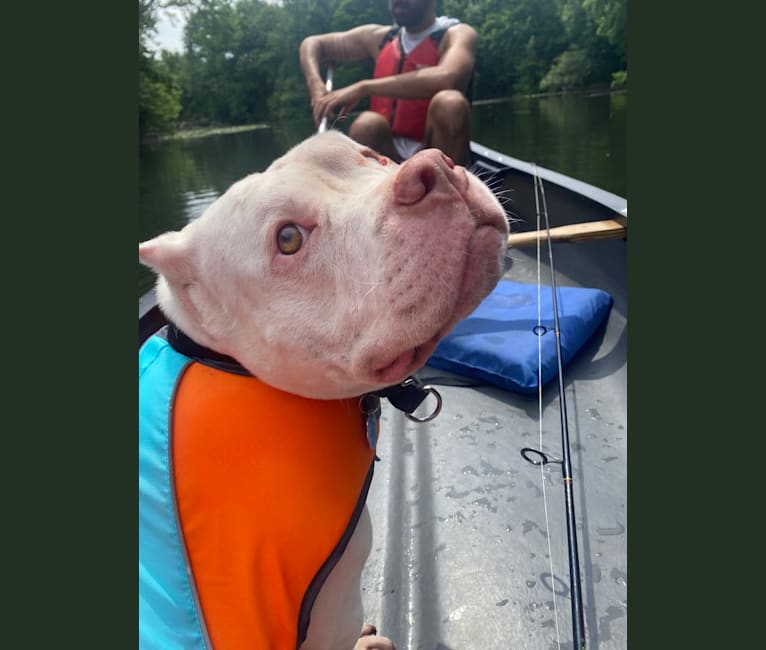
<box><xmin>311</xmin><ymin>81</ymin><xmax>369</xmax><ymax>127</ymax></box>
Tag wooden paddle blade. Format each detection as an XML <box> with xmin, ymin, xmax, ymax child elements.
<box><xmin>507</xmin><ymin>217</ymin><xmax>627</xmax><ymax>248</ymax></box>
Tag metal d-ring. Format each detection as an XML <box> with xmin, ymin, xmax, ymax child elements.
<box><xmin>404</xmin><ymin>385</ymin><xmax>443</xmax><ymax>423</ymax></box>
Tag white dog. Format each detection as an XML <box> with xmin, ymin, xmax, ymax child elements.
<box><xmin>139</xmin><ymin>131</ymin><xmax>508</xmax><ymax>649</ymax></box>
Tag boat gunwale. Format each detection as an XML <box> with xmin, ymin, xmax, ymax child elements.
<box><xmin>469</xmin><ymin>140</ymin><xmax>628</xmax><ymax>217</ymax></box>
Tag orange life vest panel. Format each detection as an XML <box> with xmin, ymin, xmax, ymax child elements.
<box><xmin>370</xmin><ymin>28</ymin><xmax>445</xmax><ymax>142</ymax></box>
<box><xmin>172</xmin><ymin>361</ymin><xmax>375</xmax><ymax>649</ymax></box>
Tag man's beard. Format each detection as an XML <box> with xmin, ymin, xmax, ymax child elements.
<box><xmin>391</xmin><ymin>1</ymin><xmax>430</xmax><ymax>30</ymax></box>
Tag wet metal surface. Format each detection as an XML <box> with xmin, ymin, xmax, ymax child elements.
<box><xmin>362</xmin><ymin>333</ymin><xmax>627</xmax><ymax>647</ymax></box>
<box><xmin>361</xmin><ymin>187</ymin><xmax>627</xmax><ymax>650</ymax></box>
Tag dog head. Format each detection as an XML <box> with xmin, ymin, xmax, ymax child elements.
<box><xmin>140</xmin><ymin>131</ymin><xmax>508</xmax><ymax>398</ymax></box>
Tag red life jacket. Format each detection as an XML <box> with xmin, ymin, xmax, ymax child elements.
<box><xmin>370</xmin><ymin>27</ymin><xmax>447</xmax><ymax>142</ymax></box>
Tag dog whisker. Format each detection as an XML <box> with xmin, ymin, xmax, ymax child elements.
<box><xmin>360</xmin><ymin>282</ymin><xmax>380</xmax><ymax>302</ymax></box>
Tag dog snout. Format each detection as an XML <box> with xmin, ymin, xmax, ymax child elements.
<box><xmin>391</xmin><ymin>149</ymin><xmax>466</xmax><ymax>206</ymax></box>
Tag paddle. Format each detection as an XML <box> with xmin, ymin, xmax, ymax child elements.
<box><xmin>506</xmin><ymin>215</ymin><xmax>627</xmax><ymax>248</ymax></box>
<box><xmin>317</xmin><ymin>66</ymin><xmax>335</xmax><ymax>133</ymax></box>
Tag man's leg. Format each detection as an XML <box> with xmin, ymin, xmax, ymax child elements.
<box><xmin>424</xmin><ymin>89</ymin><xmax>471</xmax><ymax>166</ymax></box>
<box><xmin>349</xmin><ymin>111</ymin><xmax>401</xmax><ymax>161</ymax></box>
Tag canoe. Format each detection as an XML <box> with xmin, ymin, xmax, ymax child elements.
<box><xmin>138</xmin><ymin>139</ymin><xmax>627</xmax><ymax>649</ymax></box>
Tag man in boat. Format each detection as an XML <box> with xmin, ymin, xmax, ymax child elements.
<box><xmin>299</xmin><ymin>0</ymin><xmax>476</xmax><ymax>165</ymax></box>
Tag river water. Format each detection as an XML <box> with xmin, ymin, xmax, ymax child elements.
<box><xmin>138</xmin><ymin>91</ymin><xmax>626</xmax><ymax>296</ymax></box>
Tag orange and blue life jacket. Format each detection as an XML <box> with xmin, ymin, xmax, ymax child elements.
<box><xmin>138</xmin><ymin>330</ymin><xmax>375</xmax><ymax>649</ymax></box>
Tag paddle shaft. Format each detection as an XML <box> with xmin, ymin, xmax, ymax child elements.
<box><xmin>317</xmin><ymin>67</ymin><xmax>335</xmax><ymax>133</ymax></box>
<box><xmin>507</xmin><ymin>216</ymin><xmax>626</xmax><ymax>248</ymax></box>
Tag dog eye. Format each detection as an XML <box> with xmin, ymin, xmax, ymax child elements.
<box><xmin>276</xmin><ymin>224</ymin><xmax>304</xmax><ymax>255</ymax></box>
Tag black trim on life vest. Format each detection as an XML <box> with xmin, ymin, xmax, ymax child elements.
<box><xmin>295</xmin><ymin>459</ymin><xmax>375</xmax><ymax>648</ymax></box>
<box><xmin>166</xmin><ymin>323</ymin><xmax>253</xmax><ymax>376</ymax></box>
<box><xmin>378</xmin><ymin>25</ymin><xmax>400</xmax><ymax>50</ymax></box>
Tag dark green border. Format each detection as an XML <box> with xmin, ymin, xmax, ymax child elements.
<box><xmin>5</xmin><ymin>2</ymin><xmax>136</xmax><ymax>646</ymax></box>
<box><xmin>629</xmin><ymin>2</ymin><xmax>755</xmax><ymax>648</ymax></box>
<box><xmin>630</xmin><ymin>3</ymin><xmax>681</xmax><ymax>646</ymax></box>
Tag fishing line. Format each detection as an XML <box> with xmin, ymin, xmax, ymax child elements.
<box><xmin>521</xmin><ymin>166</ymin><xmax>587</xmax><ymax>650</ymax></box>
<box><xmin>533</xmin><ymin>164</ymin><xmax>563</xmax><ymax>649</ymax></box>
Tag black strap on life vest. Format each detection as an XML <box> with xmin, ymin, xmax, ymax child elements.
<box><xmin>378</xmin><ymin>26</ymin><xmax>400</xmax><ymax>50</ymax></box>
<box><xmin>166</xmin><ymin>323</ymin><xmax>252</xmax><ymax>376</ymax></box>
<box><xmin>141</xmin><ymin>308</ymin><xmax>432</xmax><ymax>415</ymax></box>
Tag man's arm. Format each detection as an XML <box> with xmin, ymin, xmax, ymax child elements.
<box><xmin>299</xmin><ymin>25</ymin><xmax>390</xmax><ymax>104</ymax></box>
<box><xmin>310</xmin><ymin>24</ymin><xmax>477</xmax><ymax>125</ymax></box>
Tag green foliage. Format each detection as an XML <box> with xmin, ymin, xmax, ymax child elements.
<box><xmin>139</xmin><ymin>1</ymin><xmax>183</xmax><ymax>135</ymax></box>
<box><xmin>583</xmin><ymin>0</ymin><xmax>626</xmax><ymax>66</ymax></box>
<box><xmin>610</xmin><ymin>70</ymin><xmax>627</xmax><ymax>90</ymax></box>
<box><xmin>138</xmin><ymin>0</ymin><xmax>157</xmax><ymax>57</ymax></box>
<box><xmin>332</xmin><ymin>0</ymin><xmax>391</xmax><ymax>31</ymax></box>
<box><xmin>539</xmin><ymin>47</ymin><xmax>591</xmax><ymax>92</ymax></box>
<box><xmin>557</xmin><ymin>0</ymin><xmax>596</xmax><ymax>49</ymax></box>
<box><xmin>139</xmin><ymin>55</ymin><xmax>183</xmax><ymax>134</ymax></box>
<box><xmin>443</xmin><ymin>0</ymin><xmax>566</xmax><ymax>97</ymax></box>
<box><xmin>139</xmin><ymin>0</ymin><xmax>627</xmax><ymax>128</ymax></box>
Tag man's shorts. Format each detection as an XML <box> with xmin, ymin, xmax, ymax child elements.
<box><xmin>393</xmin><ymin>135</ymin><xmax>425</xmax><ymax>161</ymax></box>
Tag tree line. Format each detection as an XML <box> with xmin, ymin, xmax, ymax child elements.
<box><xmin>139</xmin><ymin>0</ymin><xmax>626</xmax><ymax>136</ymax></box>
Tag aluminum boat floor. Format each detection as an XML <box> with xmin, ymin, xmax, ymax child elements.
<box><xmin>360</xmin><ymin>247</ymin><xmax>627</xmax><ymax>649</ymax></box>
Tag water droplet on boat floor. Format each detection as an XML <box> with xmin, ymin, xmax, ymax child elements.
<box><xmin>610</xmin><ymin>568</ymin><xmax>627</xmax><ymax>587</ymax></box>
<box><xmin>597</xmin><ymin>522</ymin><xmax>626</xmax><ymax>536</ymax></box>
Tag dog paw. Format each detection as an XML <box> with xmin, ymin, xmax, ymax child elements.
<box><xmin>354</xmin><ymin>623</ymin><xmax>396</xmax><ymax>650</ymax></box>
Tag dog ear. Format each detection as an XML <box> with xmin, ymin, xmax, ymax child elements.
<box><xmin>139</xmin><ymin>231</ymin><xmax>190</xmax><ymax>274</ymax></box>
<box><xmin>139</xmin><ymin>231</ymin><xmax>201</xmax><ymax>301</ymax></box>
<box><xmin>139</xmin><ymin>232</ymin><xmax>225</xmax><ymax>343</ymax></box>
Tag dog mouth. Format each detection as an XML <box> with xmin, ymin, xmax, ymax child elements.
<box><xmin>372</xmin><ymin>330</ymin><xmax>443</xmax><ymax>386</ymax></box>
<box><xmin>367</xmin><ymin>185</ymin><xmax>508</xmax><ymax>389</ymax></box>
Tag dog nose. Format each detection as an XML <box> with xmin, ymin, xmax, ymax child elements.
<box><xmin>392</xmin><ymin>149</ymin><xmax>458</xmax><ymax>206</ymax></box>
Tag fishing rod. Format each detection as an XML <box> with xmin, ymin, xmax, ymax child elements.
<box><xmin>520</xmin><ymin>169</ymin><xmax>587</xmax><ymax>650</ymax></box>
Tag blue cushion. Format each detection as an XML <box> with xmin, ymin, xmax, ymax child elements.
<box><xmin>427</xmin><ymin>280</ymin><xmax>613</xmax><ymax>394</ymax></box>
